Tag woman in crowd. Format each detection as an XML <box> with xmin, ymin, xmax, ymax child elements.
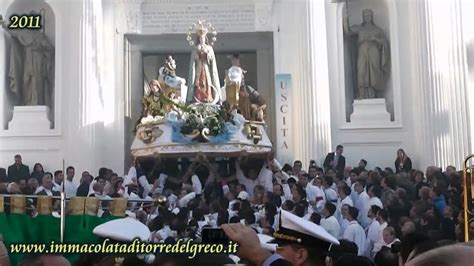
<box><xmin>30</xmin><ymin>163</ymin><xmax>44</xmax><ymax>183</ymax></box>
<box><xmin>394</xmin><ymin>149</ymin><xmax>412</xmax><ymax>173</ymax></box>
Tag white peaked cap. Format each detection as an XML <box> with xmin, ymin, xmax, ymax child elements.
<box><xmin>237</xmin><ymin>191</ymin><xmax>249</xmax><ymax>200</ymax></box>
<box><xmin>258</xmin><ymin>234</ymin><xmax>277</xmax><ymax>252</ymax></box>
<box><xmin>273</xmin><ymin>210</ymin><xmax>339</xmax><ymax>248</ymax></box>
<box><xmin>93</xmin><ymin>217</ymin><xmax>151</xmax><ymax>242</ymax></box>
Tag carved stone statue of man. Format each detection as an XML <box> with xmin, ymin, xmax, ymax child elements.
<box><xmin>5</xmin><ymin>26</ymin><xmax>54</xmax><ymax>106</ymax></box>
<box><xmin>344</xmin><ymin>9</ymin><xmax>390</xmax><ymax>99</ymax></box>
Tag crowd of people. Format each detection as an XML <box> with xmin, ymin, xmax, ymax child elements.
<box><xmin>0</xmin><ymin>145</ymin><xmax>473</xmax><ymax>265</ymax></box>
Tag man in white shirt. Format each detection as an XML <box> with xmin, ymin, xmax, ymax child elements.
<box><xmin>344</xmin><ymin>167</ymin><xmax>354</xmax><ymax>187</ymax></box>
<box><xmin>343</xmin><ymin>206</ymin><xmax>366</xmax><ymax>256</ymax></box>
<box><xmin>365</xmin><ymin>205</ymin><xmax>382</xmax><ymax>258</ymax></box>
<box><xmin>36</xmin><ymin>173</ymin><xmax>59</xmax><ymax>197</ymax></box>
<box><xmin>372</xmin><ymin>209</ymin><xmax>389</xmax><ymax>256</ymax></box>
<box><xmin>339</xmin><ymin>204</ymin><xmax>350</xmax><ymax>238</ymax></box>
<box><xmin>88</xmin><ymin>168</ymin><xmax>110</xmax><ymax>196</ymax></box>
<box><xmin>52</xmin><ymin>170</ymin><xmax>64</xmax><ymax>192</ymax></box>
<box><xmin>299</xmin><ymin>174</ymin><xmax>325</xmax><ymax>214</ymax></box>
<box><xmin>293</xmin><ymin>160</ymin><xmax>303</xmax><ymax>176</ymax></box>
<box><xmin>382</xmin><ymin>226</ymin><xmax>400</xmax><ymax>250</ymax></box>
<box><xmin>367</xmin><ymin>185</ymin><xmax>384</xmax><ymax>210</ymax></box>
<box><xmin>322</xmin><ymin>176</ymin><xmax>338</xmax><ymax>204</ymax></box>
<box><xmin>354</xmin><ymin>179</ymin><xmax>370</xmax><ymax>228</ymax></box>
<box><xmin>89</xmin><ymin>182</ymin><xmax>105</xmax><ymax>198</ymax></box>
<box><xmin>125</xmin><ymin>165</ymin><xmax>136</xmax><ymax>185</ymax></box>
<box><xmin>336</xmin><ymin>185</ymin><xmax>353</xmax><ymax>224</ymax></box>
<box><xmin>308</xmin><ymin>165</ymin><xmax>319</xmax><ymax>180</ymax></box>
<box><xmin>320</xmin><ymin>202</ymin><xmax>340</xmax><ymax>239</ymax></box>
<box><xmin>64</xmin><ymin>166</ymin><xmax>77</xmax><ymax>198</ymax></box>
<box><xmin>235</xmin><ymin>159</ymin><xmax>273</xmax><ymax>198</ymax></box>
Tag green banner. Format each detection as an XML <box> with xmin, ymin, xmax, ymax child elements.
<box><xmin>0</xmin><ymin>213</ymin><xmax>118</xmax><ymax>265</ymax></box>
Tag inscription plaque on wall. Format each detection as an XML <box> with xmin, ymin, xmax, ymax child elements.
<box><xmin>141</xmin><ymin>3</ymin><xmax>256</xmax><ymax>33</ymax></box>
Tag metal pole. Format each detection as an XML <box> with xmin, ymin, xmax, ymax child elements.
<box><xmin>60</xmin><ymin>160</ymin><xmax>66</xmax><ymax>243</ymax></box>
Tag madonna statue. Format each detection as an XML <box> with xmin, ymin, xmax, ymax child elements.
<box><xmin>186</xmin><ymin>20</ymin><xmax>221</xmax><ymax>104</ymax></box>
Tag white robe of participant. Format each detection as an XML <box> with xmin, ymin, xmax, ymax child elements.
<box><xmin>372</xmin><ymin>221</ymin><xmax>388</xmax><ymax>256</ymax></box>
<box><xmin>383</xmin><ymin>238</ymin><xmax>401</xmax><ymax>250</ymax></box>
<box><xmin>305</xmin><ymin>184</ymin><xmax>326</xmax><ymax>214</ymax></box>
<box><xmin>365</xmin><ymin>218</ymin><xmax>380</xmax><ymax>258</ymax></box>
<box><xmin>355</xmin><ymin>190</ymin><xmax>370</xmax><ymax>228</ymax></box>
<box><xmin>350</xmin><ymin>183</ymin><xmax>358</xmax><ymax>204</ymax></box>
<box><xmin>324</xmin><ymin>187</ymin><xmax>338</xmax><ymax>204</ymax></box>
<box><xmin>340</xmin><ymin>218</ymin><xmax>349</xmax><ymax>238</ymax></box>
<box><xmin>343</xmin><ymin>220</ymin><xmax>367</xmax><ymax>256</ymax></box>
<box><xmin>64</xmin><ymin>180</ymin><xmax>77</xmax><ymax>198</ymax></box>
<box><xmin>125</xmin><ymin>166</ymin><xmax>137</xmax><ymax>186</ymax></box>
<box><xmin>367</xmin><ymin>196</ymin><xmax>383</xmax><ymax>209</ymax></box>
<box><xmin>345</xmin><ymin>177</ymin><xmax>351</xmax><ymax>187</ymax></box>
<box><xmin>282</xmin><ymin>183</ymin><xmax>292</xmax><ymax>201</ymax></box>
<box><xmin>235</xmin><ymin>162</ymin><xmax>273</xmax><ymax>197</ymax></box>
<box><xmin>320</xmin><ymin>215</ymin><xmax>341</xmax><ymax>240</ymax></box>
<box><xmin>52</xmin><ymin>182</ymin><xmax>61</xmax><ymax>192</ymax></box>
<box><xmin>336</xmin><ymin>196</ymin><xmax>353</xmax><ymax>224</ymax></box>
<box><xmin>191</xmin><ymin>175</ymin><xmax>203</xmax><ymax>194</ymax></box>
<box><xmin>156</xmin><ymin>173</ymin><xmax>168</xmax><ymax>194</ymax></box>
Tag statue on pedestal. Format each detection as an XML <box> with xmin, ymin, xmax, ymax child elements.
<box><xmin>3</xmin><ymin>21</ymin><xmax>54</xmax><ymax>106</ymax></box>
<box><xmin>344</xmin><ymin>8</ymin><xmax>390</xmax><ymax>99</ymax></box>
<box><xmin>158</xmin><ymin>55</ymin><xmax>187</xmax><ymax>102</ymax></box>
<box><xmin>186</xmin><ymin>20</ymin><xmax>220</xmax><ymax>104</ymax></box>
<box><xmin>141</xmin><ymin>80</ymin><xmax>165</xmax><ymax>118</ymax></box>
<box><xmin>224</xmin><ymin>54</ymin><xmax>266</xmax><ymax>122</ymax></box>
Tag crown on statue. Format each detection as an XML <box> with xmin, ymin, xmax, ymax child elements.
<box><xmin>362</xmin><ymin>9</ymin><xmax>374</xmax><ymax>15</ymax></box>
<box><xmin>195</xmin><ymin>20</ymin><xmax>210</xmax><ymax>34</ymax></box>
<box><xmin>186</xmin><ymin>20</ymin><xmax>217</xmax><ymax>46</ymax></box>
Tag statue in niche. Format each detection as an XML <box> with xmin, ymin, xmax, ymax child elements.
<box><xmin>344</xmin><ymin>8</ymin><xmax>390</xmax><ymax>99</ymax></box>
<box><xmin>3</xmin><ymin>13</ymin><xmax>54</xmax><ymax>106</ymax></box>
<box><xmin>186</xmin><ymin>20</ymin><xmax>220</xmax><ymax>104</ymax></box>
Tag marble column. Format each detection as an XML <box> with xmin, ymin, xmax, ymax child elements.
<box><xmin>274</xmin><ymin>0</ymin><xmax>332</xmax><ymax>167</ymax></box>
<box><xmin>63</xmin><ymin>0</ymin><xmax>107</xmax><ymax>175</ymax></box>
<box><xmin>295</xmin><ymin>0</ymin><xmax>332</xmax><ymax>167</ymax></box>
<box><xmin>411</xmin><ymin>0</ymin><xmax>472</xmax><ymax>169</ymax></box>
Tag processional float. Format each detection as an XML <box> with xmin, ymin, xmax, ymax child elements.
<box><xmin>130</xmin><ymin>20</ymin><xmax>271</xmax><ymax>158</ymax></box>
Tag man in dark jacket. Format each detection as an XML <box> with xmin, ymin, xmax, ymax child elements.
<box><xmin>76</xmin><ymin>172</ymin><xmax>93</xmax><ymax>197</ymax></box>
<box><xmin>7</xmin><ymin>155</ymin><xmax>30</xmax><ymax>183</ymax></box>
<box><xmin>323</xmin><ymin>145</ymin><xmax>346</xmax><ymax>175</ymax></box>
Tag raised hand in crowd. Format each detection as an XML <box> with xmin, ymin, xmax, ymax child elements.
<box><xmin>222</xmin><ymin>223</ymin><xmax>272</xmax><ymax>266</ymax></box>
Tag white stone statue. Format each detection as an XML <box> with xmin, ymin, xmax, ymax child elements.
<box><xmin>3</xmin><ymin>25</ymin><xmax>54</xmax><ymax>106</ymax></box>
<box><xmin>344</xmin><ymin>9</ymin><xmax>390</xmax><ymax>99</ymax></box>
<box><xmin>158</xmin><ymin>55</ymin><xmax>188</xmax><ymax>102</ymax></box>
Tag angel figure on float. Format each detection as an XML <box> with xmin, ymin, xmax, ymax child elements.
<box><xmin>186</xmin><ymin>20</ymin><xmax>221</xmax><ymax>104</ymax></box>
<box><xmin>158</xmin><ymin>55</ymin><xmax>188</xmax><ymax>102</ymax></box>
